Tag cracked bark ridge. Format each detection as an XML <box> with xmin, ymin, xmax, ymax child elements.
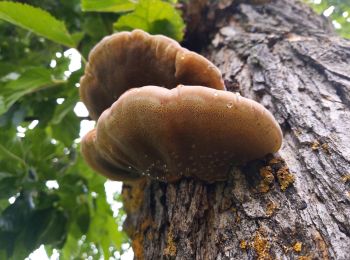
<box><xmin>122</xmin><ymin>0</ymin><xmax>350</xmax><ymax>259</ymax></box>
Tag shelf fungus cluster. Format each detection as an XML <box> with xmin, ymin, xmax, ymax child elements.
<box><xmin>80</xmin><ymin>29</ymin><xmax>282</xmax><ymax>182</ymax></box>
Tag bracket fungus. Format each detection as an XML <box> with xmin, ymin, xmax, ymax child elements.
<box><xmin>80</xmin><ymin>29</ymin><xmax>282</xmax><ymax>183</ymax></box>
<box><xmin>80</xmin><ymin>29</ymin><xmax>225</xmax><ymax>120</ymax></box>
<box><xmin>81</xmin><ymin>85</ymin><xmax>282</xmax><ymax>182</ymax></box>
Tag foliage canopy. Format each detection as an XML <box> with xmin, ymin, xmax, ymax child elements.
<box><xmin>0</xmin><ymin>0</ymin><xmax>184</xmax><ymax>258</ymax></box>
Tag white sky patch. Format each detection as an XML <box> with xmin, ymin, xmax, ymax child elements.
<box><xmin>8</xmin><ymin>196</ymin><xmax>16</xmax><ymax>204</ymax></box>
<box><xmin>2</xmin><ymin>72</ymin><xmax>19</xmax><ymax>81</ymax></box>
<box><xmin>79</xmin><ymin>120</ymin><xmax>95</xmax><ymax>138</ymax></box>
<box><xmin>64</xmin><ymin>48</ymin><xmax>82</xmax><ymax>72</ymax></box>
<box><xmin>332</xmin><ymin>20</ymin><xmax>342</xmax><ymax>29</ymax></box>
<box><xmin>74</xmin><ymin>102</ymin><xmax>89</xmax><ymax>117</ymax></box>
<box><xmin>64</xmin><ymin>71</ymin><xmax>71</xmax><ymax>78</ymax></box>
<box><xmin>26</xmin><ymin>245</ymin><xmax>59</xmax><ymax>260</ymax></box>
<box><xmin>28</xmin><ymin>120</ymin><xmax>39</xmax><ymax>130</ymax></box>
<box><xmin>50</xmin><ymin>59</ymin><xmax>57</xmax><ymax>68</ymax></box>
<box><xmin>343</xmin><ymin>11</ymin><xmax>349</xmax><ymax>18</ymax></box>
<box><xmin>323</xmin><ymin>5</ymin><xmax>334</xmax><ymax>17</ymax></box>
<box><xmin>17</xmin><ymin>125</ymin><xmax>27</xmax><ymax>137</ymax></box>
<box><xmin>120</xmin><ymin>247</ymin><xmax>134</xmax><ymax>260</ymax></box>
<box><xmin>17</xmin><ymin>125</ymin><xmax>26</xmax><ymax>133</ymax></box>
<box><xmin>55</xmin><ymin>52</ymin><xmax>62</xmax><ymax>58</ymax></box>
<box><xmin>313</xmin><ymin>0</ymin><xmax>321</xmax><ymax>4</ymax></box>
<box><xmin>56</xmin><ymin>98</ymin><xmax>65</xmax><ymax>104</ymax></box>
<box><xmin>46</xmin><ymin>180</ymin><xmax>59</xmax><ymax>189</ymax></box>
<box><xmin>104</xmin><ymin>180</ymin><xmax>123</xmax><ymax>217</ymax></box>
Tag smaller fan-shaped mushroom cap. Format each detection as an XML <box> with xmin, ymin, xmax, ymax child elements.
<box><xmin>81</xmin><ymin>85</ymin><xmax>282</xmax><ymax>182</ymax></box>
<box><xmin>80</xmin><ymin>29</ymin><xmax>225</xmax><ymax>120</ymax></box>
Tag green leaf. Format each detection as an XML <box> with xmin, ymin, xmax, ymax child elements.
<box><xmin>81</xmin><ymin>0</ymin><xmax>137</xmax><ymax>13</ymax></box>
<box><xmin>0</xmin><ymin>67</ymin><xmax>58</xmax><ymax>116</ymax></box>
<box><xmin>23</xmin><ymin>208</ymin><xmax>68</xmax><ymax>249</ymax></box>
<box><xmin>87</xmin><ymin>195</ymin><xmax>126</xmax><ymax>256</ymax></box>
<box><xmin>51</xmin><ymin>111</ymin><xmax>80</xmax><ymax>146</ymax></box>
<box><xmin>114</xmin><ymin>0</ymin><xmax>185</xmax><ymax>41</ymax></box>
<box><xmin>52</xmin><ymin>96</ymin><xmax>79</xmax><ymax>125</ymax></box>
<box><xmin>0</xmin><ymin>1</ymin><xmax>75</xmax><ymax>47</ymax></box>
<box><xmin>0</xmin><ymin>62</ymin><xmax>17</xmax><ymax>78</ymax></box>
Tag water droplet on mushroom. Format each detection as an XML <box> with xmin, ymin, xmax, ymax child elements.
<box><xmin>227</xmin><ymin>102</ymin><xmax>233</xmax><ymax>108</ymax></box>
<box><xmin>180</xmin><ymin>56</ymin><xmax>185</xmax><ymax>60</ymax></box>
<box><xmin>214</xmin><ymin>92</ymin><xmax>218</xmax><ymax>97</ymax></box>
<box><xmin>128</xmin><ymin>166</ymin><xmax>132</xmax><ymax>169</ymax></box>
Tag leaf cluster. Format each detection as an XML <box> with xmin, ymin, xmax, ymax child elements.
<box><xmin>0</xmin><ymin>0</ymin><xmax>184</xmax><ymax>258</ymax></box>
<box><xmin>306</xmin><ymin>0</ymin><xmax>350</xmax><ymax>38</ymax></box>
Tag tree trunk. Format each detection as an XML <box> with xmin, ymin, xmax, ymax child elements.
<box><xmin>122</xmin><ymin>0</ymin><xmax>350</xmax><ymax>259</ymax></box>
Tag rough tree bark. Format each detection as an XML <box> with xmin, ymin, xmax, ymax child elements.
<box><xmin>122</xmin><ymin>0</ymin><xmax>350</xmax><ymax>259</ymax></box>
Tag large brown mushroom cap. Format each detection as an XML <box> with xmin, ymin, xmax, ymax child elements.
<box><xmin>80</xmin><ymin>29</ymin><xmax>225</xmax><ymax>120</ymax></box>
<box><xmin>81</xmin><ymin>85</ymin><xmax>282</xmax><ymax>182</ymax></box>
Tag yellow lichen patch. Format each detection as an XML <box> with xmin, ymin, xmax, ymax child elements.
<box><xmin>341</xmin><ymin>175</ymin><xmax>350</xmax><ymax>183</ymax></box>
<box><xmin>258</xmin><ymin>166</ymin><xmax>275</xmax><ymax>193</ymax></box>
<box><xmin>122</xmin><ymin>178</ymin><xmax>148</xmax><ymax>214</ymax></box>
<box><xmin>293</xmin><ymin>242</ymin><xmax>302</xmax><ymax>252</ymax></box>
<box><xmin>313</xmin><ymin>230</ymin><xmax>330</xmax><ymax>260</ymax></box>
<box><xmin>276</xmin><ymin>166</ymin><xmax>295</xmax><ymax>191</ymax></box>
<box><xmin>266</xmin><ymin>201</ymin><xmax>278</xmax><ymax>217</ymax></box>
<box><xmin>141</xmin><ymin>217</ymin><xmax>153</xmax><ymax>231</ymax></box>
<box><xmin>253</xmin><ymin>232</ymin><xmax>272</xmax><ymax>260</ymax></box>
<box><xmin>240</xmin><ymin>240</ymin><xmax>248</xmax><ymax>250</ymax></box>
<box><xmin>311</xmin><ymin>140</ymin><xmax>320</xmax><ymax>151</ymax></box>
<box><xmin>132</xmin><ymin>233</ymin><xmax>144</xmax><ymax>260</ymax></box>
<box><xmin>321</xmin><ymin>143</ymin><xmax>330</xmax><ymax>154</ymax></box>
<box><xmin>298</xmin><ymin>256</ymin><xmax>312</xmax><ymax>260</ymax></box>
<box><xmin>163</xmin><ymin>227</ymin><xmax>177</xmax><ymax>257</ymax></box>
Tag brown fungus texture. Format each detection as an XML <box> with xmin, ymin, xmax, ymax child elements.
<box><xmin>81</xmin><ymin>85</ymin><xmax>283</xmax><ymax>183</ymax></box>
<box><xmin>80</xmin><ymin>29</ymin><xmax>225</xmax><ymax>120</ymax></box>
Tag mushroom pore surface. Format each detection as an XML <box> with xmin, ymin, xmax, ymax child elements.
<box><xmin>81</xmin><ymin>85</ymin><xmax>283</xmax><ymax>182</ymax></box>
<box><xmin>80</xmin><ymin>29</ymin><xmax>225</xmax><ymax>120</ymax></box>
